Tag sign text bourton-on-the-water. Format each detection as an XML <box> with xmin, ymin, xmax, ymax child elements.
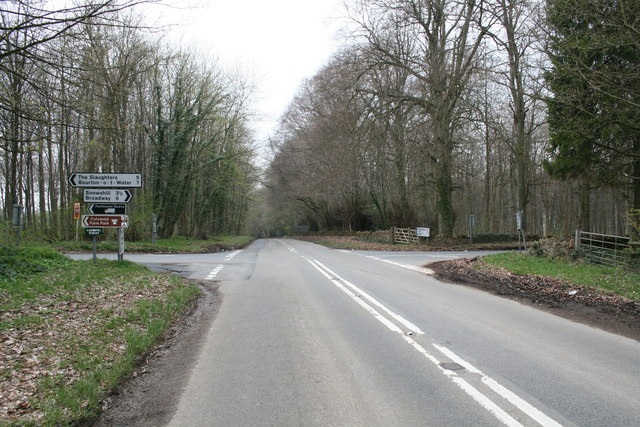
<box><xmin>69</xmin><ymin>172</ymin><xmax>142</xmax><ymax>262</ymax></box>
<box><xmin>68</xmin><ymin>173</ymin><xmax>142</xmax><ymax>188</ymax></box>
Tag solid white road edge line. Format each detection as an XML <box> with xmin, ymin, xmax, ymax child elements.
<box><xmin>224</xmin><ymin>250</ymin><xmax>241</xmax><ymax>260</ymax></box>
<box><xmin>371</xmin><ymin>256</ymin><xmax>435</xmax><ymax>275</ymax></box>
<box><xmin>304</xmin><ymin>250</ymin><xmax>561</xmax><ymax>427</ymax></box>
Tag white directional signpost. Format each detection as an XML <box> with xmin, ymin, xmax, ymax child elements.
<box><xmin>70</xmin><ymin>172</ymin><xmax>141</xmax><ymax>262</ymax></box>
<box><xmin>84</xmin><ymin>189</ymin><xmax>132</xmax><ymax>203</ymax></box>
<box><xmin>68</xmin><ymin>173</ymin><xmax>142</xmax><ymax>188</ymax></box>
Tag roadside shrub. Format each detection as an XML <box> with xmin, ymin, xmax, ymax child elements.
<box><xmin>528</xmin><ymin>241</ymin><xmax>545</xmax><ymax>258</ymax></box>
<box><xmin>544</xmin><ymin>237</ymin><xmax>573</xmax><ymax>259</ymax></box>
<box><xmin>355</xmin><ymin>230</ymin><xmax>393</xmax><ymax>243</ymax></box>
<box><xmin>0</xmin><ymin>246</ymin><xmax>70</xmax><ymax>281</ymax></box>
<box><xmin>527</xmin><ymin>237</ymin><xmax>581</xmax><ymax>261</ymax></box>
<box><xmin>302</xmin><ymin>229</ymin><xmax>392</xmax><ymax>243</ymax></box>
<box><xmin>474</xmin><ymin>234</ymin><xmax>519</xmax><ymax>244</ymax></box>
<box><xmin>623</xmin><ymin>248</ymin><xmax>640</xmax><ymax>272</ymax></box>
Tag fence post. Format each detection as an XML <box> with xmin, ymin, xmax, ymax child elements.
<box><xmin>391</xmin><ymin>227</ymin><xmax>396</xmax><ymax>244</ymax></box>
<box><xmin>575</xmin><ymin>230</ymin><xmax>580</xmax><ymax>250</ymax></box>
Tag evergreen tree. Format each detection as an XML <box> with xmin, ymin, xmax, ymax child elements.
<box><xmin>545</xmin><ymin>0</ymin><xmax>640</xmax><ymax>224</ymax></box>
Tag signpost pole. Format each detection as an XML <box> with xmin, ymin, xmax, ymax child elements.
<box><xmin>92</xmin><ymin>235</ymin><xmax>97</xmax><ymax>264</ymax></box>
<box><xmin>117</xmin><ymin>228</ymin><xmax>125</xmax><ymax>261</ymax></box>
<box><xmin>12</xmin><ymin>204</ymin><xmax>22</xmax><ymax>246</ymax></box>
<box><xmin>152</xmin><ymin>214</ymin><xmax>157</xmax><ymax>244</ymax></box>
<box><xmin>516</xmin><ymin>211</ymin><xmax>526</xmax><ymax>252</ymax></box>
<box><xmin>74</xmin><ymin>202</ymin><xmax>81</xmax><ymax>242</ymax></box>
<box><xmin>416</xmin><ymin>227</ymin><xmax>430</xmax><ymax>245</ymax></box>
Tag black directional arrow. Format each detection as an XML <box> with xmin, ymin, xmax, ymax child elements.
<box><xmin>121</xmin><ymin>190</ymin><xmax>132</xmax><ymax>203</ymax></box>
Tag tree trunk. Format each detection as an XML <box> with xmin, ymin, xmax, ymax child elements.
<box><xmin>38</xmin><ymin>138</ymin><xmax>47</xmax><ymax>232</ymax></box>
<box><xmin>47</xmin><ymin>129</ymin><xmax>58</xmax><ymax>236</ymax></box>
<box><xmin>633</xmin><ymin>139</ymin><xmax>640</xmax><ymax>212</ymax></box>
<box><xmin>630</xmin><ymin>140</ymin><xmax>640</xmax><ymax>241</ymax></box>
<box><xmin>433</xmin><ymin>104</ymin><xmax>455</xmax><ymax>237</ymax></box>
<box><xmin>435</xmin><ymin>148</ymin><xmax>455</xmax><ymax>237</ymax></box>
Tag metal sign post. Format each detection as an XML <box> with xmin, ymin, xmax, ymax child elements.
<box><xmin>468</xmin><ymin>214</ymin><xmax>476</xmax><ymax>244</ymax></box>
<box><xmin>92</xmin><ymin>236</ymin><xmax>98</xmax><ymax>264</ymax></box>
<box><xmin>84</xmin><ymin>228</ymin><xmax>103</xmax><ymax>264</ymax></box>
<box><xmin>12</xmin><ymin>204</ymin><xmax>23</xmax><ymax>246</ymax></box>
<box><xmin>416</xmin><ymin>227</ymin><xmax>430</xmax><ymax>245</ymax></box>
<box><xmin>152</xmin><ymin>214</ymin><xmax>158</xmax><ymax>244</ymax></box>
<box><xmin>118</xmin><ymin>228</ymin><xmax>125</xmax><ymax>261</ymax></box>
<box><xmin>516</xmin><ymin>211</ymin><xmax>527</xmax><ymax>251</ymax></box>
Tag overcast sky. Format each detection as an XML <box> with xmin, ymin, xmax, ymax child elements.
<box><xmin>148</xmin><ymin>0</ymin><xmax>346</xmax><ymax>147</ymax></box>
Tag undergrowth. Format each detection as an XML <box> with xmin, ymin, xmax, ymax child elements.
<box><xmin>0</xmin><ymin>246</ymin><xmax>200</xmax><ymax>425</ymax></box>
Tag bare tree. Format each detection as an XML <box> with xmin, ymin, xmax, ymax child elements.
<box><xmin>349</xmin><ymin>0</ymin><xmax>497</xmax><ymax>236</ymax></box>
<box><xmin>0</xmin><ymin>0</ymin><xmax>159</xmax><ymax>61</ymax></box>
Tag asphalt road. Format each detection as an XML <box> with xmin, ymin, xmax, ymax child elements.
<box><xmin>70</xmin><ymin>240</ymin><xmax>640</xmax><ymax>425</ymax></box>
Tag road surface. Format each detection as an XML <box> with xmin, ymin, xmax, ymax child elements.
<box><xmin>73</xmin><ymin>240</ymin><xmax>640</xmax><ymax>425</ymax></box>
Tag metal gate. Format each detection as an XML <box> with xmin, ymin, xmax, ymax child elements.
<box><xmin>575</xmin><ymin>230</ymin><xmax>631</xmax><ymax>268</ymax></box>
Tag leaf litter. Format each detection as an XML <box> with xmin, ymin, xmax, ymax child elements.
<box><xmin>0</xmin><ymin>271</ymin><xmax>182</xmax><ymax>424</ymax></box>
<box><xmin>429</xmin><ymin>257</ymin><xmax>640</xmax><ymax>341</ymax></box>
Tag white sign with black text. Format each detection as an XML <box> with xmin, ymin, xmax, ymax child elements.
<box><xmin>416</xmin><ymin>227</ymin><xmax>430</xmax><ymax>238</ymax></box>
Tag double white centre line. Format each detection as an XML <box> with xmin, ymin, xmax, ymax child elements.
<box><xmin>307</xmin><ymin>257</ymin><xmax>425</xmax><ymax>335</ymax></box>
<box><xmin>289</xmin><ymin>242</ymin><xmax>561</xmax><ymax>427</ymax></box>
<box><xmin>205</xmin><ymin>250</ymin><xmax>241</xmax><ymax>281</ymax></box>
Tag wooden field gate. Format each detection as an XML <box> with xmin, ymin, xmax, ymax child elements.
<box><xmin>392</xmin><ymin>227</ymin><xmax>419</xmax><ymax>244</ymax></box>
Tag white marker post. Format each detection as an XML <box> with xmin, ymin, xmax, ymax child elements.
<box><xmin>118</xmin><ymin>228</ymin><xmax>125</xmax><ymax>262</ymax></box>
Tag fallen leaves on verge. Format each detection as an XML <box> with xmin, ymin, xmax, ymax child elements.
<box><xmin>0</xmin><ymin>274</ymin><xmax>179</xmax><ymax>423</ymax></box>
<box><xmin>296</xmin><ymin>235</ymin><xmax>519</xmax><ymax>251</ymax></box>
<box><xmin>429</xmin><ymin>258</ymin><xmax>640</xmax><ymax>331</ymax></box>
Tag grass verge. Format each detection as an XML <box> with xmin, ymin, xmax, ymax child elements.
<box><xmin>294</xmin><ymin>235</ymin><xmax>519</xmax><ymax>251</ymax></box>
<box><xmin>54</xmin><ymin>235</ymin><xmax>253</xmax><ymax>254</ymax></box>
<box><xmin>482</xmin><ymin>253</ymin><xmax>640</xmax><ymax>301</ymax></box>
<box><xmin>0</xmin><ymin>246</ymin><xmax>200</xmax><ymax>425</ymax></box>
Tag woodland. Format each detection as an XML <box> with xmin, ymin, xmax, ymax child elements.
<box><xmin>1</xmin><ymin>0</ymin><xmax>639</xmax><ymax>241</ymax></box>
<box><xmin>0</xmin><ymin>0</ymin><xmax>256</xmax><ymax>241</ymax></box>
<box><xmin>263</xmin><ymin>0</ymin><xmax>640</xmax><ymax>238</ymax></box>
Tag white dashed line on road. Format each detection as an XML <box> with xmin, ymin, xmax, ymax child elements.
<box><xmin>205</xmin><ymin>250</ymin><xmax>241</xmax><ymax>280</ymax></box>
